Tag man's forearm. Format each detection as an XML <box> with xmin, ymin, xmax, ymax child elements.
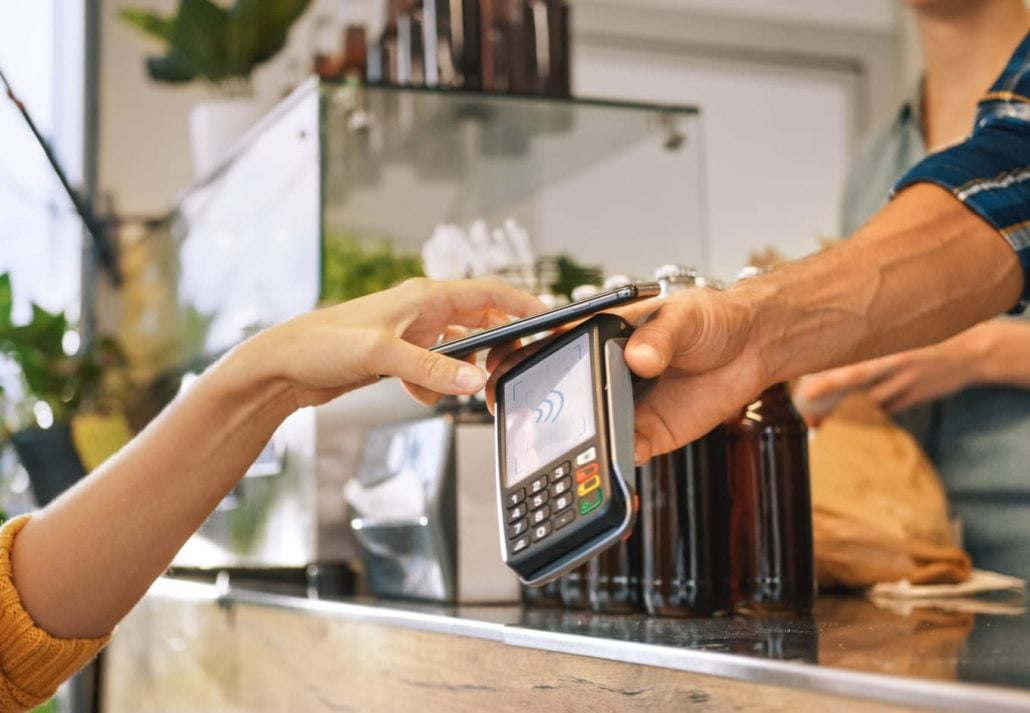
<box><xmin>739</xmin><ymin>183</ymin><xmax>1024</xmax><ymax>385</ymax></box>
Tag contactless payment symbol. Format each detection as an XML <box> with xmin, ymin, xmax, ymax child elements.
<box><xmin>533</xmin><ymin>389</ymin><xmax>565</xmax><ymax>424</ymax></box>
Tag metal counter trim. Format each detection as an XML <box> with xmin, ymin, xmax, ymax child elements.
<box><xmin>501</xmin><ymin>626</ymin><xmax>1030</xmax><ymax>713</ymax></box>
<box><xmin>147</xmin><ymin>578</ymin><xmax>1030</xmax><ymax>712</ymax></box>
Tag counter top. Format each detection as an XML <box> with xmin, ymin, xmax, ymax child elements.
<box><xmin>145</xmin><ymin>577</ymin><xmax>1030</xmax><ymax>712</ymax></box>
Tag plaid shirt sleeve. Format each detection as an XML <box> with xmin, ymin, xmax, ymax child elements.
<box><xmin>893</xmin><ymin>31</ymin><xmax>1030</xmax><ymax>312</ymax></box>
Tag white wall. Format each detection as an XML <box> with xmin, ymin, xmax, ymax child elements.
<box><xmin>574</xmin><ymin>39</ymin><xmax>858</xmax><ymax>279</ymax></box>
<box><xmin>572</xmin><ymin>0</ymin><xmax>899</xmax><ymax>279</ymax></box>
<box><xmin>577</xmin><ymin>0</ymin><xmax>897</xmax><ymax>33</ymax></box>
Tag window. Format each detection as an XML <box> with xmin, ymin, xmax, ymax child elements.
<box><xmin>0</xmin><ymin>0</ymin><xmax>86</xmax><ymax>322</ymax></box>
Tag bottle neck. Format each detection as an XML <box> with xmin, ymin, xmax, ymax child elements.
<box><xmin>732</xmin><ymin>382</ymin><xmax>803</xmax><ymax>428</ymax></box>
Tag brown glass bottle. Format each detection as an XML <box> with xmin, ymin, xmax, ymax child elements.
<box><xmin>586</xmin><ymin>466</ymin><xmax>644</xmax><ymax>613</ymax></box>
<box><xmin>376</xmin><ymin>0</ymin><xmax>404</xmax><ymax>84</ymax></box>
<box><xmin>641</xmin><ymin>429</ymin><xmax>731</xmax><ymax>616</ymax></box>
<box><xmin>559</xmin><ymin>564</ymin><xmax>590</xmax><ymax>609</ymax></box>
<box><xmin>522</xmin><ymin>579</ymin><xmax>562</xmax><ymax>608</ymax></box>
<box><xmin>726</xmin><ymin>383</ymin><xmax>815</xmax><ymax>615</ymax></box>
<box><xmin>638</xmin><ymin>265</ymin><xmax>731</xmax><ymax>617</ymax></box>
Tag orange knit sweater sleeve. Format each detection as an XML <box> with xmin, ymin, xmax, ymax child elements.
<box><xmin>0</xmin><ymin>515</ymin><xmax>110</xmax><ymax>712</ymax></box>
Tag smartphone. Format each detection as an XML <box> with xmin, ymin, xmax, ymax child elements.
<box><xmin>430</xmin><ymin>282</ymin><xmax>661</xmax><ymax>359</ymax></box>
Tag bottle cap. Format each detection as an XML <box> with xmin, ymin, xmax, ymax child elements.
<box><xmin>653</xmin><ymin>264</ymin><xmax>698</xmax><ymax>283</ymax></box>
<box><xmin>654</xmin><ymin>264</ymin><xmax>698</xmax><ymax>296</ymax></box>
<box><xmin>733</xmin><ymin>265</ymin><xmax>766</xmax><ymax>283</ymax></box>
<box><xmin>571</xmin><ymin>284</ymin><xmax>602</xmax><ymax>302</ymax></box>
<box><xmin>602</xmin><ymin>274</ymin><xmax>637</xmax><ymax>290</ymax></box>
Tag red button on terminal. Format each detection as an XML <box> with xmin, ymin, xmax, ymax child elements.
<box><xmin>575</xmin><ymin>462</ymin><xmax>599</xmax><ymax>484</ymax></box>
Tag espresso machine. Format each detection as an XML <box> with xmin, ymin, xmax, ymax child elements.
<box><xmin>347</xmin><ymin>406</ymin><xmax>521</xmax><ymax>603</ymax></box>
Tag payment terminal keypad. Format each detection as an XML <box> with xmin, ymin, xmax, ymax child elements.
<box><xmin>504</xmin><ymin>446</ymin><xmax>605</xmax><ymax>557</ymax></box>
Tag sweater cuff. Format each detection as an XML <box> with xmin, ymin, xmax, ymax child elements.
<box><xmin>0</xmin><ymin>514</ymin><xmax>111</xmax><ymax>710</ymax></box>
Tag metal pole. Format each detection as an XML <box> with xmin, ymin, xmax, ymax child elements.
<box><xmin>0</xmin><ymin>63</ymin><xmax>120</xmax><ymax>286</ymax></box>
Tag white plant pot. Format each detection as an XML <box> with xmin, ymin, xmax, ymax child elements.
<box><xmin>189</xmin><ymin>99</ymin><xmax>261</xmax><ymax>178</ymax></box>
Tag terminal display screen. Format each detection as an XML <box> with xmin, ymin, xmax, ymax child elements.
<box><xmin>503</xmin><ymin>333</ymin><xmax>596</xmax><ymax>486</ymax></box>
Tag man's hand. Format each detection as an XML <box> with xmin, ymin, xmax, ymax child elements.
<box><xmin>795</xmin><ymin>321</ymin><xmax>1001</xmax><ymax>423</ymax></box>
<box><xmin>620</xmin><ymin>288</ymin><xmax>768</xmax><ymax>463</ymax></box>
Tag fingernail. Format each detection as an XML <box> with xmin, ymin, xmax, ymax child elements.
<box><xmin>634</xmin><ymin>444</ymin><xmax>647</xmax><ymax>464</ymax></box>
<box><xmin>634</xmin><ymin>344</ymin><xmax>662</xmax><ymax>366</ymax></box>
<box><xmin>455</xmin><ymin>365</ymin><xmax>487</xmax><ymax>390</ymax></box>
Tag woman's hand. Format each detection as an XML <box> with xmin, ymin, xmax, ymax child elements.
<box><xmin>242</xmin><ymin>277</ymin><xmax>544</xmax><ymax>409</ymax></box>
<box><xmin>795</xmin><ymin>324</ymin><xmax>993</xmax><ymax>424</ymax></box>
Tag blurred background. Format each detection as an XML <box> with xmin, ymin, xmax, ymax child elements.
<box><xmin>1</xmin><ymin>0</ymin><xmax>919</xmax><ymax>292</ymax></box>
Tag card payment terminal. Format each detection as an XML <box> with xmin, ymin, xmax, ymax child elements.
<box><xmin>495</xmin><ymin>313</ymin><xmax>648</xmax><ymax>586</ymax></box>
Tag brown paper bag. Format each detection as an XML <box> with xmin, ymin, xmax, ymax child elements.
<box><xmin>807</xmin><ymin>392</ymin><xmax>971</xmax><ymax>588</ymax></box>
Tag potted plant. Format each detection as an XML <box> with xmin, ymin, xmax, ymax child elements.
<box><xmin>119</xmin><ymin>0</ymin><xmax>313</xmax><ymax>176</ymax></box>
<box><xmin>0</xmin><ymin>274</ymin><xmax>131</xmax><ymax>506</ymax></box>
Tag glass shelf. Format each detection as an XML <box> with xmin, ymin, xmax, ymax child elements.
<box><xmin>169</xmin><ymin>79</ymin><xmax>705</xmax><ymax>357</ymax></box>
<box><xmin>323</xmin><ymin>83</ymin><xmax>705</xmax><ymax>282</ymax></box>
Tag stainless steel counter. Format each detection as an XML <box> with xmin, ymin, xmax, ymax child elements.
<box><xmin>102</xmin><ymin>577</ymin><xmax>1030</xmax><ymax>712</ymax></box>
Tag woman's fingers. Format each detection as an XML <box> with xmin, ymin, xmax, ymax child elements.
<box><xmin>401</xmin><ymin>381</ymin><xmax>444</xmax><ymax>406</ymax></box>
<box><xmin>376</xmin><ymin>336</ymin><xmax>487</xmax><ymax>395</ymax></box>
<box><xmin>430</xmin><ymin>277</ymin><xmax>545</xmax><ymax>322</ymax></box>
<box><xmin>403</xmin><ymin>326</ymin><xmax>474</xmax><ymax>404</ymax></box>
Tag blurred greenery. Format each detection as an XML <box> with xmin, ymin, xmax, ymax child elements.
<box><xmin>319</xmin><ymin>235</ymin><xmax>603</xmax><ymax>305</ymax></box>
<box><xmin>321</xmin><ymin>235</ymin><xmax>424</xmax><ymax>303</ymax></box>
<box><xmin>30</xmin><ymin>699</ymin><xmax>56</xmax><ymax>713</ymax></box>
<box><xmin>0</xmin><ymin>273</ymin><xmax>129</xmax><ymax>439</ymax></box>
<box><xmin>550</xmin><ymin>254</ymin><xmax>604</xmax><ymax>301</ymax></box>
<box><xmin>120</xmin><ymin>0</ymin><xmax>312</xmax><ymax>88</ymax></box>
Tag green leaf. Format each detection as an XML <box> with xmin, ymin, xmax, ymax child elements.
<box><xmin>229</xmin><ymin>0</ymin><xmax>312</xmax><ymax>69</ymax></box>
<box><xmin>170</xmin><ymin>0</ymin><xmax>233</xmax><ymax>83</ymax></box>
<box><xmin>18</xmin><ymin>305</ymin><xmax>66</xmax><ymax>358</ymax></box>
<box><xmin>0</xmin><ymin>274</ymin><xmax>12</xmax><ymax>331</ymax></box>
<box><xmin>120</xmin><ymin>0</ymin><xmax>312</xmax><ymax>84</ymax></box>
<box><xmin>119</xmin><ymin>8</ymin><xmax>176</xmax><ymax>44</ymax></box>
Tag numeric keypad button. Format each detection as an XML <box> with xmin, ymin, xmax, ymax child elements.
<box><xmin>551</xmin><ymin>492</ymin><xmax>574</xmax><ymax>514</ymax></box>
<box><xmin>529</xmin><ymin>491</ymin><xmax>549</xmax><ymax>510</ymax></box>
<box><xmin>549</xmin><ymin>477</ymin><xmax>572</xmax><ymax>497</ymax></box>
<box><xmin>506</xmin><ymin>489</ymin><xmax>526</xmax><ymax>508</ymax></box>
<box><xmin>553</xmin><ymin>510</ymin><xmax>575</xmax><ymax>531</ymax></box>
<box><xmin>506</xmin><ymin>519</ymin><xmax>528</xmax><ymax>540</ymax></box>
<box><xmin>531</xmin><ymin>521</ymin><xmax>553</xmax><ymax>542</ymax></box>
<box><xmin>552</xmin><ymin>462</ymin><xmax>572</xmax><ymax>479</ymax></box>
<box><xmin>506</xmin><ymin>503</ymin><xmax>527</xmax><ymax>523</ymax></box>
<box><xmin>529</xmin><ymin>474</ymin><xmax>549</xmax><ymax>495</ymax></box>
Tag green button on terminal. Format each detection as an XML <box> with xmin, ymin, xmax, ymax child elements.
<box><xmin>578</xmin><ymin>490</ymin><xmax>603</xmax><ymax>515</ymax></box>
